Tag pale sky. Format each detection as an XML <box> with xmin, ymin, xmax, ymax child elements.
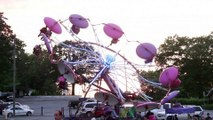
<box><xmin>1</xmin><ymin>0</ymin><xmax>213</xmax><ymax>54</ymax></box>
<box><xmin>1</xmin><ymin>0</ymin><xmax>213</xmax><ymax>96</ymax></box>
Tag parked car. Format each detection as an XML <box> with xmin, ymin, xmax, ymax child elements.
<box><xmin>6</xmin><ymin>102</ymin><xmax>30</xmax><ymax>109</ymax></box>
<box><xmin>2</xmin><ymin>106</ymin><xmax>34</xmax><ymax>117</ymax></box>
<box><xmin>0</xmin><ymin>100</ymin><xmax>6</xmax><ymax>104</ymax></box>
<box><xmin>151</xmin><ymin>103</ymin><xmax>171</xmax><ymax>120</ymax></box>
<box><xmin>185</xmin><ymin>105</ymin><xmax>204</xmax><ymax>117</ymax></box>
<box><xmin>5</xmin><ymin>95</ymin><xmax>13</xmax><ymax>102</ymax></box>
<box><xmin>151</xmin><ymin>103</ymin><xmax>204</xmax><ymax>120</ymax></box>
<box><xmin>151</xmin><ymin>103</ymin><xmax>189</xmax><ymax>120</ymax></box>
<box><xmin>79</xmin><ymin>98</ymin><xmax>98</xmax><ymax>106</ymax></box>
<box><xmin>68</xmin><ymin>97</ymin><xmax>98</xmax><ymax>109</ymax></box>
<box><xmin>0</xmin><ymin>93</ymin><xmax>13</xmax><ymax>102</ymax></box>
<box><xmin>68</xmin><ymin>100</ymin><xmax>80</xmax><ymax>109</ymax></box>
<box><xmin>76</xmin><ymin>101</ymin><xmax>104</xmax><ymax>117</ymax></box>
<box><xmin>192</xmin><ymin>106</ymin><xmax>204</xmax><ymax>116</ymax></box>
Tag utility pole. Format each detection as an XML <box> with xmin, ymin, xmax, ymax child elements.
<box><xmin>13</xmin><ymin>38</ymin><xmax>16</xmax><ymax>116</ymax></box>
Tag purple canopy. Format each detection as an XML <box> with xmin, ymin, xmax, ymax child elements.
<box><xmin>136</xmin><ymin>43</ymin><xmax>157</xmax><ymax>60</ymax></box>
<box><xmin>103</xmin><ymin>23</ymin><xmax>124</xmax><ymax>39</ymax></box>
<box><xmin>161</xmin><ymin>90</ymin><xmax>180</xmax><ymax>105</ymax></box>
<box><xmin>44</xmin><ymin>17</ymin><xmax>62</xmax><ymax>34</ymax></box>
<box><xmin>135</xmin><ymin>102</ymin><xmax>160</xmax><ymax>112</ymax></box>
<box><xmin>159</xmin><ymin>66</ymin><xmax>179</xmax><ymax>87</ymax></box>
<box><xmin>166</xmin><ymin>107</ymin><xmax>195</xmax><ymax>114</ymax></box>
<box><xmin>69</xmin><ymin>14</ymin><xmax>88</xmax><ymax>28</ymax></box>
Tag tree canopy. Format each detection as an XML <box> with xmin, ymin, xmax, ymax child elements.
<box><xmin>155</xmin><ymin>34</ymin><xmax>213</xmax><ymax>98</ymax></box>
<box><xmin>0</xmin><ymin>12</ymin><xmax>26</xmax><ymax>91</ymax></box>
<box><xmin>0</xmin><ymin>12</ymin><xmax>59</xmax><ymax>95</ymax></box>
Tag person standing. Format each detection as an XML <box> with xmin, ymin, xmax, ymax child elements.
<box><xmin>54</xmin><ymin>110</ymin><xmax>63</xmax><ymax>120</ymax></box>
<box><xmin>206</xmin><ymin>113</ymin><xmax>212</xmax><ymax>120</ymax></box>
<box><xmin>148</xmin><ymin>112</ymin><xmax>156</xmax><ymax>120</ymax></box>
<box><xmin>173</xmin><ymin>114</ymin><xmax>178</xmax><ymax>120</ymax></box>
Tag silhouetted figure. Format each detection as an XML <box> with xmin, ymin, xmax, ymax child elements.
<box><xmin>206</xmin><ymin>113</ymin><xmax>212</xmax><ymax>120</ymax></box>
<box><xmin>174</xmin><ymin>114</ymin><xmax>178</xmax><ymax>120</ymax></box>
<box><xmin>145</xmin><ymin>111</ymin><xmax>152</xmax><ymax>119</ymax></box>
<box><xmin>145</xmin><ymin>111</ymin><xmax>156</xmax><ymax>120</ymax></box>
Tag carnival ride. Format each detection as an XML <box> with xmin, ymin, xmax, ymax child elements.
<box><xmin>34</xmin><ymin>14</ymin><xmax>182</xmax><ymax>115</ymax></box>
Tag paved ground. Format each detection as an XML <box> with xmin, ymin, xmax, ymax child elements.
<box><xmin>0</xmin><ymin>96</ymin><xmax>212</xmax><ymax>120</ymax></box>
<box><xmin>0</xmin><ymin>96</ymin><xmax>79</xmax><ymax>120</ymax></box>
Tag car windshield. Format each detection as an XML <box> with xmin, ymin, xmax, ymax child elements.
<box><xmin>193</xmin><ymin>107</ymin><xmax>201</xmax><ymax>111</ymax></box>
<box><xmin>163</xmin><ymin>104</ymin><xmax>170</xmax><ymax>109</ymax></box>
<box><xmin>10</xmin><ymin>107</ymin><xmax>22</xmax><ymax>110</ymax></box>
<box><xmin>85</xmin><ymin>103</ymin><xmax>98</xmax><ymax>108</ymax></box>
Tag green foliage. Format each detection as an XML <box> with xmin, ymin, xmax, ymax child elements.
<box><xmin>0</xmin><ymin>12</ymin><xmax>26</xmax><ymax>91</ymax></box>
<box><xmin>16</xmin><ymin>52</ymin><xmax>60</xmax><ymax>95</ymax></box>
<box><xmin>139</xmin><ymin>70</ymin><xmax>167</xmax><ymax>101</ymax></box>
<box><xmin>155</xmin><ymin>34</ymin><xmax>213</xmax><ymax>98</ymax></box>
<box><xmin>202</xmin><ymin>104</ymin><xmax>213</xmax><ymax>110</ymax></box>
<box><xmin>0</xmin><ymin>12</ymin><xmax>59</xmax><ymax>95</ymax></box>
<box><xmin>171</xmin><ymin>98</ymin><xmax>205</xmax><ymax>105</ymax></box>
<box><xmin>53</xmin><ymin>40</ymin><xmax>98</xmax><ymax>95</ymax></box>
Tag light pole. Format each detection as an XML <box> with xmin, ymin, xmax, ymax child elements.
<box><xmin>13</xmin><ymin>38</ymin><xmax>16</xmax><ymax>116</ymax></box>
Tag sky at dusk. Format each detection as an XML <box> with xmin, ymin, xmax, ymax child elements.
<box><xmin>1</xmin><ymin>0</ymin><xmax>213</xmax><ymax>96</ymax></box>
<box><xmin>1</xmin><ymin>0</ymin><xmax>213</xmax><ymax>54</ymax></box>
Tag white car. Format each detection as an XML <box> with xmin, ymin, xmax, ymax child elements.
<box><xmin>185</xmin><ymin>105</ymin><xmax>204</xmax><ymax>117</ymax></box>
<box><xmin>7</xmin><ymin>102</ymin><xmax>30</xmax><ymax>109</ymax></box>
<box><xmin>0</xmin><ymin>100</ymin><xmax>5</xmax><ymax>104</ymax></box>
<box><xmin>2</xmin><ymin>106</ymin><xmax>34</xmax><ymax>117</ymax></box>
<box><xmin>152</xmin><ymin>104</ymin><xmax>204</xmax><ymax>120</ymax></box>
<box><xmin>192</xmin><ymin>106</ymin><xmax>204</xmax><ymax>116</ymax></box>
<box><xmin>77</xmin><ymin>101</ymin><xmax>104</xmax><ymax>117</ymax></box>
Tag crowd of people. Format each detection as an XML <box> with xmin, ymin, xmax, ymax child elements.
<box><xmin>54</xmin><ymin>109</ymin><xmax>212</xmax><ymax>120</ymax></box>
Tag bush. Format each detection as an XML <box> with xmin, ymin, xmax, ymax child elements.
<box><xmin>202</xmin><ymin>104</ymin><xmax>213</xmax><ymax>110</ymax></box>
<box><xmin>172</xmin><ymin>98</ymin><xmax>205</xmax><ymax>105</ymax></box>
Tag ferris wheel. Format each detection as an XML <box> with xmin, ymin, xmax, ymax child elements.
<box><xmin>35</xmin><ymin>14</ymin><xmax>181</xmax><ymax>108</ymax></box>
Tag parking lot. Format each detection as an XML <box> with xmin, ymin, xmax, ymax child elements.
<box><xmin>0</xmin><ymin>96</ymin><xmax>212</xmax><ymax>120</ymax></box>
<box><xmin>0</xmin><ymin>96</ymin><xmax>78</xmax><ymax>120</ymax></box>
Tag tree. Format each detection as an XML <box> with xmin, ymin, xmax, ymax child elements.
<box><xmin>53</xmin><ymin>40</ymin><xmax>97</xmax><ymax>95</ymax></box>
<box><xmin>139</xmin><ymin>70</ymin><xmax>167</xmax><ymax>101</ymax></box>
<box><xmin>0</xmin><ymin>12</ymin><xmax>26</xmax><ymax>91</ymax></box>
<box><xmin>1</xmin><ymin>12</ymin><xmax>59</xmax><ymax>95</ymax></box>
<box><xmin>155</xmin><ymin>34</ymin><xmax>213</xmax><ymax>98</ymax></box>
<box><xmin>18</xmin><ymin>51</ymin><xmax>60</xmax><ymax>95</ymax></box>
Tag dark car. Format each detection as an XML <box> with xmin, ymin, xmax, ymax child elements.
<box><xmin>0</xmin><ymin>93</ymin><xmax>13</xmax><ymax>102</ymax></box>
<box><xmin>68</xmin><ymin>98</ymin><xmax>97</xmax><ymax>109</ymax></box>
<box><xmin>68</xmin><ymin>100</ymin><xmax>80</xmax><ymax>109</ymax></box>
<box><xmin>68</xmin><ymin>98</ymin><xmax>85</xmax><ymax>109</ymax></box>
